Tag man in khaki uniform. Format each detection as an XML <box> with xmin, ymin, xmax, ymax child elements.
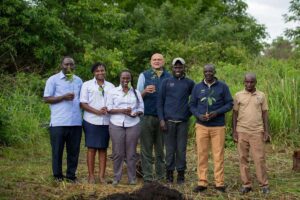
<box><xmin>232</xmin><ymin>73</ymin><xmax>270</xmax><ymax>194</ymax></box>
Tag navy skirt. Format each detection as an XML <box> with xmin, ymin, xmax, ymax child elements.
<box><xmin>83</xmin><ymin>120</ymin><xmax>109</xmax><ymax>149</ymax></box>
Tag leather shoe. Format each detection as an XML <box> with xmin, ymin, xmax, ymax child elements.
<box><xmin>193</xmin><ymin>186</ymin><xmax>207</xmax><ymax>193</ymax></box>
<box><xmin>215</xmin><ymin>186</ymin><xmax>226</xmax><ymax>193</ymax></box>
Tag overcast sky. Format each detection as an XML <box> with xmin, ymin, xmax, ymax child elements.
<box><xmin>245</xmin><ymin>0</ymin><xmax>299</xmax><ymax>43</ymax></box>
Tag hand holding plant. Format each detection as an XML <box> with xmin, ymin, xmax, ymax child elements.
<box><xmin>62</xmin><ymin>93</ymin><xmax>75</xmax><ymax>101</ymax></box>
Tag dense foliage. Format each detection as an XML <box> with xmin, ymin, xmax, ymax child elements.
<box><xmin>1</xmin><ymin>1</ymin><xmax>300</xmax><ymax>147</ymax></box>
<box><xmin>1</xmin><ymin>0</ymin><xmax>266</xmax><ymax>81</ymax></box>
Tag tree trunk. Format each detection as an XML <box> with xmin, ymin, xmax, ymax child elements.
<box><xmin>292</xmin><ymin>150</ymin><xmax>300</xmax><ymax>171</ymax></box>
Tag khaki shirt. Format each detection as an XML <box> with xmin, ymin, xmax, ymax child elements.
<box><xmin>233</xmin><ymin>89</ymin><xmax>268</xmax><ymax>134</ymax></box>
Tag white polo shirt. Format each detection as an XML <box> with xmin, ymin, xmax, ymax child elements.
<box><xmin>80</xmin><ymin>78</ymin><xmax>115</xmax><ymax>125</ymax></box>
<box><xmin>107</xmin><ymin>85</ymin><xmax>144</xmax><ymax>127</ymax></box>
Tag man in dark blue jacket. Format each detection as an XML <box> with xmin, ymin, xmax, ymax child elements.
<box><xmin>157</xmin><ymin>57</ymin><xmax>195</xmax><ymax>184</ymax></box>
<box><xmin>137</xmin><ymin>53</ymin><xmax>171</xmax><ymax>183</ymax></box>
<box><xmin>190</xmin><ymin>64</ymin><xmax>233</xmax><ymax>193</ymax></box>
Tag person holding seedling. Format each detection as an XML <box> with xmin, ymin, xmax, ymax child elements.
<box><xmin>80</xmin><ymin>62</ymin><xmax>115</xmax><ymax>184</ymax></box>
<box><xmin>43</xmin><ymin>56</ymin><xmax>83</xmax><ymax>182</ymax></box>
<box><xmin>232</xmin><ymin>73</ymin><xmax>270</xmax><ymax>194</ymax></box>
<box><xmin>137</xmin><ymin>53</ymin><xmax>171</xmax><ymax>183</ymax></box>
<box><xmin>157</xmin><ymin>57</ymin><xmax>195</xmax><ymax>184</ymax></box>
<box><xmin>190</xmin><ymin>64</ymin><xmax>233</xmax><ymax>193</ymax></box>
<box><xmin>107</xmin><ymin>70</ymin><xmax>144</xmax><ymax>185</ymax></box>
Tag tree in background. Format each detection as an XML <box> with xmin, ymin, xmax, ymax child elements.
<box><xmin>0</xmin><ymin>0</ymin><xmax>266</xmax><ymax>81</ymax></box>
<box><xmin>263</xmin><ymin>37</ymin><xmax>293</xmax><ymax>59</ymax></box>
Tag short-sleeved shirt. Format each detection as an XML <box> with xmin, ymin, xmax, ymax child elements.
<box><xmin>44</xmin><ymin>71</ymin><xmax>83</xmax><ymax>126</ymax></box>
<box><xmin>80</xmin><ymin>78</ymin><xmax>115</xmax><ymax>125</ymax></box>
<box><xmin>107</xmin><ymin>85</ymin><xmax>144</xmax><ymax>127</ymax></box>
<box><xmin>233</xmin><ymin>89</ymin><xmax>268</xmax><ymax>134</ymax></box>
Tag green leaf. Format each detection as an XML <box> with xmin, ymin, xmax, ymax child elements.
<box><xmin>208</xmin><ymin>98</ymin><xmax>213</xmax><ymax>106</ymax></box>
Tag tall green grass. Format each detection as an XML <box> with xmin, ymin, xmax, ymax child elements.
<box><xmin>188</xmin><ymin>58</ymin><xmax>300</xmax><ymax>147</ymax></box>
<box><xmin>0</xmin><ymin>73</ymin><xmax>49</xmax><ymax>146</ymax></box>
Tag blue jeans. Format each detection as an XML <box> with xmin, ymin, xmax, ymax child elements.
<box><xmin>49</xmin><ymin>126</ymin><xmax>82</xmax><ymax>179</ymax></box>
<box><xmin>164</xmin><ymin>121</ymin><xmax>188</xmax><ymax>171</ymax></box>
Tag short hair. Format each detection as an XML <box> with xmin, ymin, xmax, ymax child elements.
<box><xmin>204</xmin><ymin>63</ymin><xmax>215</xmax><ymax>70</ymax></box>
<box><xmin>60</xmin><ymin>56</ymin><xmax>73</xmax><ymax>64</ymax></box>
<box><xmin>91</xmin><ymin>62</ymin><xmax>106</xmax><ymax>73</ymax></box>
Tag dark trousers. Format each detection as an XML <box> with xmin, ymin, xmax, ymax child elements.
<box><xmin>49</xmin><ymin>126</ymin><xmax>82</xmax><ymax>179</ymax></box>
<box><xmin>140</xmin><ymin>115</ymin><xmax>165</xmax><ymax>181</ymax></box>
<box><xmin>164</xmin><ymin>121</ymin><xmax>188</xmax><ymax>171</ymax></box>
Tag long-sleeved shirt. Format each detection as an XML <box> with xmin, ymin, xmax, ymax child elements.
<box><xmin>157</xmin><ymin>76</ymin><xmax>195</xmax><ymax>121</ymax></box>
<box><xmin>190</xmin><ymin>79</ymin><xmax>233</xmax><ymax>127</ymax></box>
<box><xmin>107</xmin><ymin>85</ymin><xmax>144</xmax><ymax>127</ymax></box>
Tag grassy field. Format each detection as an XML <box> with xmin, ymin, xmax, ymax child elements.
<box><xmin>0</xmin><ymin>58</ymin><xmax>300</xmax><ymax>199</ymax></box>
<box><xmin>0</xmin><ymin>136</ymin><xmax>299</xmax><ymax>200</ymax></box>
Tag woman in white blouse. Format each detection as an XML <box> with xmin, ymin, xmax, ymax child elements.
<box><xmin>107</xmin><ymin>70</ymin><xmax>144</xmax><ymax>185</ymax></box>
<box><xmin>80</xmin><ymin>62</ymin><xmax>114</xmax><ymax>184</ymax></box>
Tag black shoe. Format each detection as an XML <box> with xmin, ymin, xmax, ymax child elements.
<box><xmin>177</xmin><ymin>170</ymin><xmax>185</xmax><ymax>184</ymax></box>
<box><xmin>193</xmin><ymin>186</ymin><xmax>207</xmax><ymax>193</ymax></box>
<box><xmin>215</xmin><ymin>186</ymin><xmax>226</xmax><ymax>193</ymax></box>
<box><xmin>166</xmin><ymin>170</ymin><xmax>174</xmax><ymax>183</ymax></box>
<box><xmin>262</xmin><ymin>186</ymin><xmax>270</xmax><ymax>194</ymax></box>
<box><xmin>65</xmin><ymin>176</ymin><xmax>78</xmax><ymax>183</ymax></box>
<box><xmin>240</xmin><ymin>187</ymin><xmax>252</xmax><ymax>194</ymax></box>
<box><xmin>53</xmin><ymin>175</ymin><xmax>64</xmax><ymax>182</ymax></box>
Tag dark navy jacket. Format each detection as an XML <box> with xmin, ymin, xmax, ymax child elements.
<box><xmin>157</xmin><ymin>76</ymin><xmax>195</xmax><ymax>121</ymax></box>
<box><xmin>142</xmin><ymin>69</ymin><xmax>171</xmax><ymax>116</ymax></box>
<box><xmin>189</xmin><ymin>79</ymin><xmax>233</xmax><ymax>127</ymax></box>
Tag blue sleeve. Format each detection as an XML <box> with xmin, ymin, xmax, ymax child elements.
<box><xmin>189</xmin><ymin>85</ymin><xmax>200</xmax><ymax>118</ymax></box>
<box><xmin>43</xmin><ymin>77</ymin><xmax>55</xmax><ymax>97</ymax></box>
<box><xmin>137</xmin><ymin>73</ymin><xmax>145</xmax><ymax>93</ymax></box>
<box><xmin>157</xmin><ymin>79</ymin><xmax>167</xmax><ymax>121</ymax></box>
<box><xmin>215</xmin><ymin>84</ymin><xmax>233</xmax><ymax>114</ymax></box>
<box><xmin>190</xmin><ymin>80</ymin><xmax>195</xmax><ymax>94</ymax></box>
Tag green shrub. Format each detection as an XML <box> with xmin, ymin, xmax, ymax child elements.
<box><xmin>0</xmin><ymin>73</ymin><xmax>49</xmax><ymax>146</ymax></box>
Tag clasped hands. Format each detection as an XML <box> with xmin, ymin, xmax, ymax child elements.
<box><xmin>122</xmin><ymin>107</ymin><xmax>142</xmax><ymax>118</ymax></box>
<box><xmin>198</xmin><ymin>111</ymin><xmax>217</xmax><ymax>122</ymax></box>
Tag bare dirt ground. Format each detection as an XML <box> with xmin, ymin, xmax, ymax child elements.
<box><xmin>0</xmin><ymin>138</ymin><xmax>299</xmax><ymax>200</ymax></box>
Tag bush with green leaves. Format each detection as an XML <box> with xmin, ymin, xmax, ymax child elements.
<box><xmin>0</xmin><ymin>73</ymin><xmax>49</xmax><ymax>146</ymax></box>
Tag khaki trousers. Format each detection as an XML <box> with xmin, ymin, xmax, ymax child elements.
<box><xmin>195</xmin><ymin>123</ymin><xmax>225</xmax><ymax>187</ymax></box>
<box><xmin>238</xmin><ymin>132</ymin><xmax>268</xmax><ymax>187</ymax></box>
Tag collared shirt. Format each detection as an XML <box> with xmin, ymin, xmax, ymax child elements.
<box><xmin>44</xmin><ymin>71</ymin><xmax>83</xmax><ymax>126</ymax></box>
<box><xmin>137</xmin><ymin>68</ymin><xmax>165</xmax><ymax>92</ymax></box>
<box><xmin>204</xmin><ymin>79</ymin><xmax>216</xmax><ymax>88</ymax></box>
<box><xmin>233</xmin><ymin>89</ymin><xmax>268</xmax><ymax>134</ymax></box>
<box><xmin>137</xmin><ymin>68</ymin><xmax>171</xmax><ymax>116</ymax></box>
<box><xmin>80</xmin><ymin>78</ymin><xmax>115</xmax><ymax>125</ymax></box>
<box><xmin>107</xmin><ymin>85</ymin><xmax>144</xmax><ymax>127</ymax></box>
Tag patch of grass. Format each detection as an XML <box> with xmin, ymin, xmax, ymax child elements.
<box><xmin>0</xmin><ymin>137</ymin><xmax>300</xmax><ymax>199</ymax></box>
